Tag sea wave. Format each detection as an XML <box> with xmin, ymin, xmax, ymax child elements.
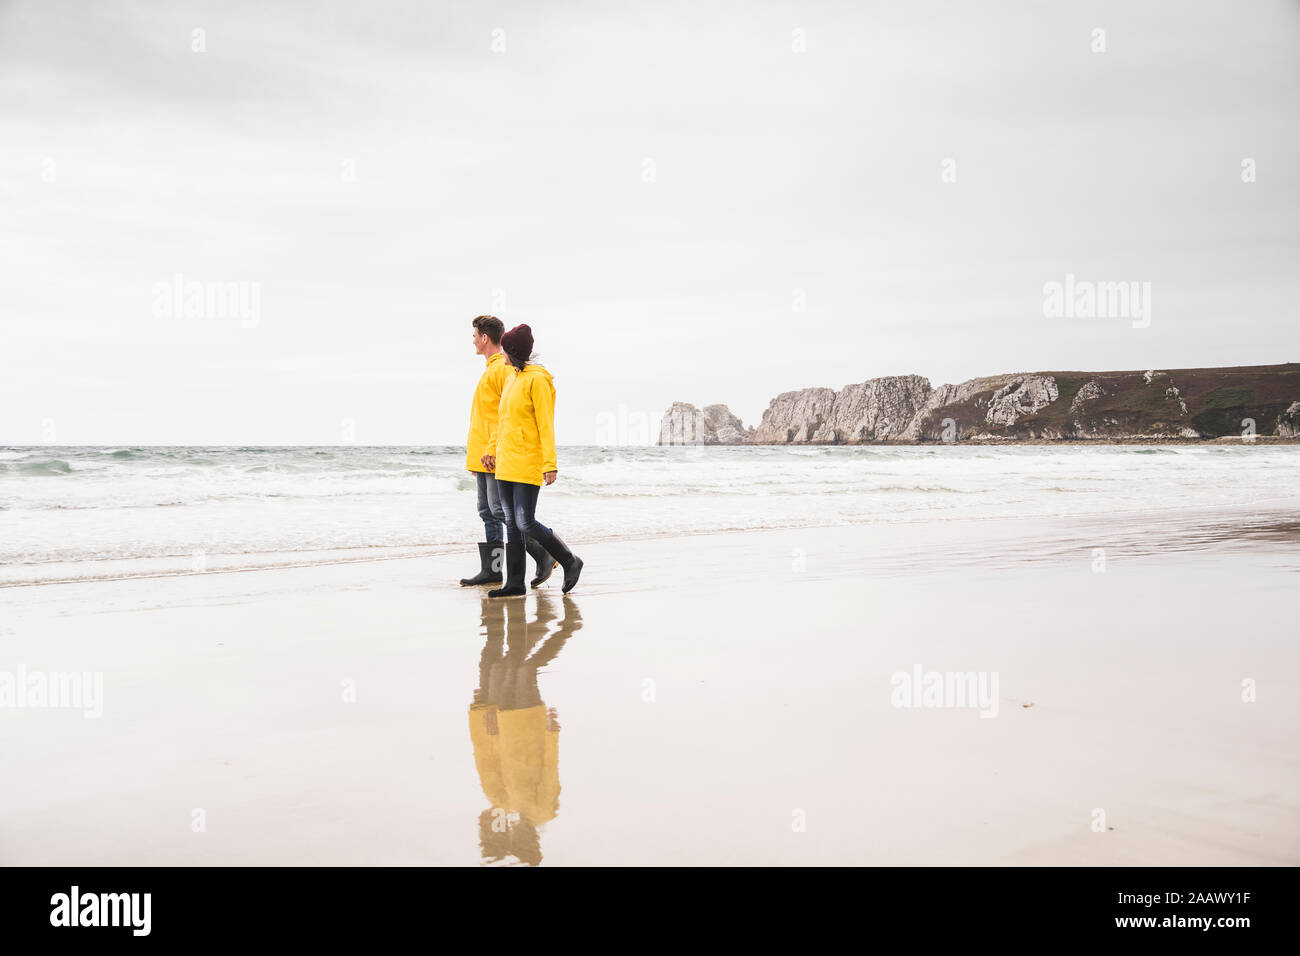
<box><xmin>2</xmin><ymin>459</ymin><xmax>73</xmax><ymax>476</ymax></box>
<box><xmin>3</xmin><ymin>445</ymin><xmax>1299</xmax><ymax>584</ymax></box>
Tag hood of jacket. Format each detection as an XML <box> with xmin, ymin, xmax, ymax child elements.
<box><xmin>515</xmin><ymin>361</ymin><xmax>553</xmax><ymax>384</ymax></box>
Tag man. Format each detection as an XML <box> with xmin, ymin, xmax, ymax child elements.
<box><xmin>460</xmin><ymin>315</ymin><xmax>556</xmax><ymax>588</ymax></box>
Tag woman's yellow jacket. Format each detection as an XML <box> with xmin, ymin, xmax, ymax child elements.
<box><xmin>490</xmin><ymin>364</ymin><xmax>557</xmax><ymax>486</ymax></box>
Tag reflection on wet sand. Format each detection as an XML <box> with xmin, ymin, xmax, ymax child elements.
<box><xmin>468</xmin><ymin>593</ymin><xmax>581</xmax><ymax>866</ymax></box>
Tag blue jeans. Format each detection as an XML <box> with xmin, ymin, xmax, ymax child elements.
<box><xmin>475</xmin><ymin>471</ymin><xmax>506</xmax><ymax>543</ymax></box>
<box><xmin>496</xmin><ymin>479</ymin><xmax>562</xmax><ymax>554</ymax></box>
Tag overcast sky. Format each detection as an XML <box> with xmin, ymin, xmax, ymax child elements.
<box><xmin>2</xmin><ymin>0</ymin><xmax>1298</xmax><ymax>444</ymax></box>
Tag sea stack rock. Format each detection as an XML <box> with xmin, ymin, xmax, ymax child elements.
<box><xmin>658</xmin><ymin>402</ymin><xmax>749</xmax><ymax>444</ymax></box>
<box><xmin>702</xmin><ymin>404</ymin><xmax>748</xmax><ymax>443</ymax></box>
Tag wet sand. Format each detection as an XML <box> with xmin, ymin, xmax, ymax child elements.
<box><xmin>2</xmin><ymin>510</ymin><xmax>1298</xmax><ymax>865</ymax></box>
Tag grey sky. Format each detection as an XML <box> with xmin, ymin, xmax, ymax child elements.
<box><xmin>2</xmin><ymin>0</ymin><xmax>1298</xmax><ymax>444</ymax></box>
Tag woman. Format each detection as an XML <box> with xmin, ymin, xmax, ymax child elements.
<box><xmin>480</xmin><ymin>323</ymin><xmax>583</xmax><ymax>597</ymax></box>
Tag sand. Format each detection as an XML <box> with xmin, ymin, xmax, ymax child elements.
<box><xmin>1</xmin><ymin>509</ymin><xmax>1298</xmax><ymax>866</ymax></box>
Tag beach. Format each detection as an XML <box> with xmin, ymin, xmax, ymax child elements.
<box><xmin>3</xmin><ymin>501</ymin><xmax>1297</xmax><ymax>866</ymax></box>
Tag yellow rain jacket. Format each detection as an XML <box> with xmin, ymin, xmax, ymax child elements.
<box><xmin>468</xmin><ymin>703</ymin><xmax>560</xmax><ymax>826</ymax></box>
<box><xmin>465</xmin><ymin>352</ymin><xmax>512</xmax><ymax>472</ymax></box>
<box><xmin>468</xmin><ymin>704</ymin><xmax>508</xmax><ymax>809</ymax></box>
<box><xmin>491</xmin><ymin>364</ymin><xmax>557</xmax><ymax>486</ymax></box>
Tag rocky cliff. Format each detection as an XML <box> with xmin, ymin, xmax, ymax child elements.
<box><xmin>751</xmin><ymin>376</ymin><xmax>933</xmax><ymax>443</ymax></box>
<box><xmin>659</xmin><ymin>363</ymin><xmax>1300</xmax><ymax>444</ymax></box>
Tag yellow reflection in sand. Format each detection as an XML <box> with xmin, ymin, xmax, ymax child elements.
<box><xmin>468</xmin><ymin>593</ymin><xmax>580</xmax><ymax>866</ymax></box>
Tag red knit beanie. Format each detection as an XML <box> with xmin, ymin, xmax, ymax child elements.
<box><xmin>501</xmin><ymin>323</ymin><xmax>533</xmax><ymax>366</ymax></box>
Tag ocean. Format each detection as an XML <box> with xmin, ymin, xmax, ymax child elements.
<box><xmin>2</xmin><ymin>444</ymin><xmax>1298</xmax><ymax>585</ymax></box>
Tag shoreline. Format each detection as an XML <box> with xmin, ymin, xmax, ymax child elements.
<box><xmin>6</xmin><ymin>493</ymin><xmax>1300</xmax><ymax>590</ymax></box>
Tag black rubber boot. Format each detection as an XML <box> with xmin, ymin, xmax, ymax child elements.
<box><xmin>525</xmin><ymin>537</ymin><xmax>558</xmax><ymax>589</ymax></box>
<box><xmin>487</xmin><ymin>540</ymin><xmax>527</xmax><ymax>598</ymax></box>
<box><xmin>546</xmin><ymin>532</ymin><xmax>584</xmax><ymax>594</ymax></box>
<box><xmin>460</xmin><ymin>542</ymin><xmax>504</xmax><ymax>586</ymax></box>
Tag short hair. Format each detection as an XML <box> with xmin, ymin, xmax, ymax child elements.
<box><xmin>472</xmin><ymin>315</ymin><xmax>504</xmax><ymax>345</ymax></box>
